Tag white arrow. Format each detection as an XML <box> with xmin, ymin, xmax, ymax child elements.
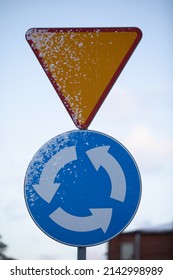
<box><xmin>33</xmin><ymin>146</ymin><xmax>77</xmax><ymax>203</ymax></box>
<box><xmin>86</xmin><ymin>146</ymin><xmax>126</xmax><ymax>202</ymax></box>
<box><xmin>49</xmin><ymin>207</ymin><xmax>112</xmax><ymax>233</ymax></box>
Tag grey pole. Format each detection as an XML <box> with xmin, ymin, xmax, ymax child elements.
<box><xmin>77</xmin><ymin>247</ymin><xmax>86</xmax><ymax>260</ymax></box>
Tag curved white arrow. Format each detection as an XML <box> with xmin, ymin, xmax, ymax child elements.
<box><xmin>49</xmin><ymin>207</ymin><xmax>112</xmax><ymax>233</ymax></box>
<box><xmin>33</xmin><ymin>146</ymin><xmax>77</xmax><ymax>203</ymax></box>
<box><xmin>86</xmin><ymin>146</ymin><xmax>126</xmax><ymax>202</ymax></box>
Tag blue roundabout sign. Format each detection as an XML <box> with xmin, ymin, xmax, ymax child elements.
<box><xmin>24</xmin><ymin>130</ymin><xmax>141</xmax><ymax>247</ymax></box>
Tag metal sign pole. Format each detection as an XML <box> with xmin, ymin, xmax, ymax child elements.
<box><xmin>77</xmin><ymin>247</ymin><xmax>86</xmax><ymax>260</ymax></box>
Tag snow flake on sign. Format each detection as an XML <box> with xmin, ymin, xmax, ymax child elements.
<box><xmin>26</xmin><ymin>28</ymin><xmax>104</xmax><ymax>125</ymax></box>
<box><xmin>25</xmin><ymin>131</ymin><xmax>74</xmax><ymax>186</ymax></box>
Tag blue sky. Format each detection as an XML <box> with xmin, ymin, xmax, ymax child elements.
<box><xmin>0</xmin><ymin>0</ymin><xmax>173</xmax><ymax>259</ymax></box>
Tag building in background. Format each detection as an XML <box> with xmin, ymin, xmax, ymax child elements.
<box><xmin>108</xmin><ymin>224</ymin><xmax>173</xmax><ymax>260</ymax></box>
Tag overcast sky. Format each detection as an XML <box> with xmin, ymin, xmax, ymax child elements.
<box><xmin>1</xmin><ymin>0</ymin><xmax>173</xmax><ymax>260</ymax></box>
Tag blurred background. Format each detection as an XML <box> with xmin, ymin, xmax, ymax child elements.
<box><xmin>0</xmin><ymin>0</ymin><xmax>173</xmax><ymax>259</ymax></box>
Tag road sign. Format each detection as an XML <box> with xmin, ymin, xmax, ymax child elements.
<box><xmin>24</xmin><ymin>130</ymin><xmax>141</xmax><ymax>247</ymax></box>
<box><xmin>26</xmin><ymin>27</ymin><xmax>142</xmax><ymax>129</ymax></box>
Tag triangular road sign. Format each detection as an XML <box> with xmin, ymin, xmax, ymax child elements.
<box><xmin>26</xmin><ymin>27</ymin><xmax>142</xmax><ymax>129</ymax></box>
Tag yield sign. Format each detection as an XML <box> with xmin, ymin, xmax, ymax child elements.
<box><xmin>26</xmin><ymin>27</ymin><xmax>142</xmax><ymax>129</ymax></box>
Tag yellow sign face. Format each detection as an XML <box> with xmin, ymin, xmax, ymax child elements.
<box><xmin>26</xmin><ymin>28</ymin><xmax>142</xmax><ymax>129</ymax></box>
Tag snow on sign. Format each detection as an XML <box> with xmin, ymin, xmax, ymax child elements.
<box><xmin>24</xmin><ymin>130</ymin><xmax>141</xmax><ymax>247</ymax></box>
<box><xmin>25</xmin><ymin>27</ymin><xmax>142</xmax><ymax>129</ymax></box>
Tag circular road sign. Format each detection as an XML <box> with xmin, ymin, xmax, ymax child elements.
<box><xmin>24</xmin><ymin>130</ymin><xmax>141</xmax><ymax>247</ymax></box>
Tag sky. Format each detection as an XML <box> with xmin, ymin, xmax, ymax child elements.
<box><xmin>0</xmin><ymin>0</ymin><xmax>173</xmax><ymax>260</ymax></box>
